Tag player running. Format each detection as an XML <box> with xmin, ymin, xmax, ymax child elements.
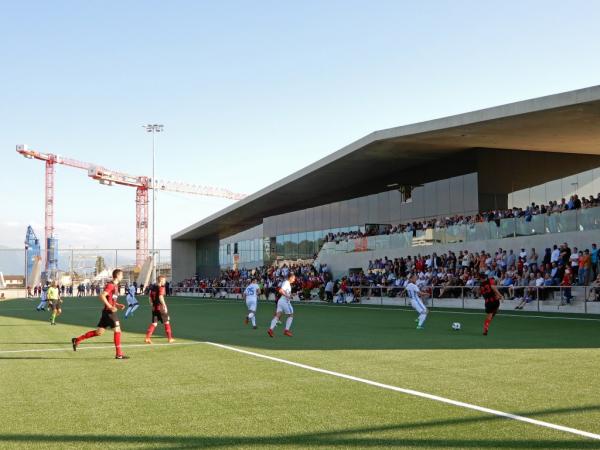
<box><xmin>244</xmin><ymin>278</ymin><xmax>260</xmax><ymax>329</ymax></box>
<box><xmin>268</xmin><ymin>273</ymin><xmax>295</xmax><ymax>337</ymax></box>
<box><xmin>124</xmin><ymin>283</ymin><xmax>139</xmax><ymax>319</ymax></box>
<box><xmin>145</xmin><ymin>275</ymin><xmax>175</xmax><ymax>344</ymax></box>
<box><xmin>478</xmin><ymin>271</ymin><xmax>503</xmax><ymax>336</ymax></box>
<box><xmin>71</xmin><ymin>269</ymin><xmax>128</xmax><ymax>359</ymax></box>
<box><xmin>36</xmin><ymin>283</ymin><xmax>48</xmax><ymax>311</ymax></box>
<box><xmin>406</xmin><ymin>274</ymin><xmax>429</xmax><ymax>330</ymax></box>
<box><xmin>47</xmin><ymin>281</ymin><xmax>62</xmax><ymax>325</ymax></box>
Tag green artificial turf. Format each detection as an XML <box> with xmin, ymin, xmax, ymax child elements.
<box><xmin>1</xmin><ymin>296</ymin><xmax>599</xmax><ymax>449</ymax></box>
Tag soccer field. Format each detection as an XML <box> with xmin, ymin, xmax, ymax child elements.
<box><xmin>1</xmin><ymin>296</ymin><xmax>600</xmax><ymax>449</ymax></box>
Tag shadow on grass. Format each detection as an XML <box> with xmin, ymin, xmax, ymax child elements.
<box><xmin>1</xmin><ymin>408</ymin><xmax>600</xmax><ymax>449</ymax></box>
<box><xmin>2</xmin><ymin>297</ymin><xmax>600</xmax><ymax>351</ymax></box>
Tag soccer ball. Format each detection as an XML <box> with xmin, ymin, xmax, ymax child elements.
<box><xmin>452</xmin><ymin>322</ymin><xmax>461</xmax><ymax>331</ymax></box>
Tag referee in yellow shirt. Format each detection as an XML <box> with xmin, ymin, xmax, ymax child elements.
<box><xmin>47</xmin><ymin>281</ymin><xmax>62</xmax><ymax>326</ymax></box>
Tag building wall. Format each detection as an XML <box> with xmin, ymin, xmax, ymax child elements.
<box><xmin>196</xmin><ymin>238</ymin><xmax>220</xmax><ymax>278</ymax></box>
<box><xmin>263</xmin><ymin>173</ymin><xmax>479</xmax><ymax>237</ymax></box>
<box><xmin>171</xmin><ymin>239</ymin><xmax>196</xmax><ymax>282</ymax></box>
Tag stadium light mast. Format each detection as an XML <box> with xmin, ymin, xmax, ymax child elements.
<box><xmin>144</xmin><ymin>124</ymin><xmax>164</xmax><ymax>283</ymax></box>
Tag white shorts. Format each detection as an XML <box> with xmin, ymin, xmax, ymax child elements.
<box><xmin>276</xmin><ymin>298</ymin><xmax>294</xmax><ymax>315</ymax></box>
<box><xmin>246</xmin><ymin>299</ymin><xmax>257</xmax><ymax>311</ymax></box>
<box><xmin>410</xmin><ymin>298</ymin><xmax>427</xmax><ymax>314</ymax></box>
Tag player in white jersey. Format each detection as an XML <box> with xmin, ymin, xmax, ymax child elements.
<box><xmin>268</xmin><ymin>273</ymin><xmax>296</xmax><ymax>337</ymax></box>
<box><xmin>36</xmin><ymin>283</ymin><xmax>49</xmax><ymax>311</ymax></box>
<box><xmin>244</xmin><ymin>278</ymin><xmax>260</xmax><ymax>329</ymax></box>
<box><xmin>124</xmin><ymin>284</ymin><xmax>139</xmax><ymax>319</ymax></box>
<box><xmin>406</xmin><ymin>274</ymin><xmax>429</xmax><ymax>330</ymax></box>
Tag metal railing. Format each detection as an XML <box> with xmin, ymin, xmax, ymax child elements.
<box><xmin>320</xmin><ymin>207</ymin><xmax>600</xmax><ymax>254</ymax></box>
<box><xmin>173</xmin><ymin>284</ymin><xmax>600</xmax><ymax>314</ymax></box>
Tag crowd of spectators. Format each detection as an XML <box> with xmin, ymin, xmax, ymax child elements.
<box><xmin>175</xmin><ymin>239</ymin><xmax>600</xmax><ymax>307</ymax></box>
<box><xmin>175</xmin><ymin>263</ymin><xmax>331</xmax><ymax>301</ymax></box>
<box><xmin>334</xmin><ymin>241</ymin><xmax>600</xmax><ymax>306</ymax></box>
<box><xmin>326</xmin><ymin>194</ymin><xmax>600</xmax><ymax>244</ymax></box>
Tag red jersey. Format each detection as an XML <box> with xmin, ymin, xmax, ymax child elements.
<box><xmin>103</xmin><ymin>282</ymin><xmax>119</xmax><ymax>311</ymax></box>
<box><xmin>480</xmin><ymin>277</ymin><xmax>497</xmax><ymax>302</ymax></box>
<box><xmin>150</xmin><ymin>284</ymin><xmax>166</xmax><ymax>311</ymax></box>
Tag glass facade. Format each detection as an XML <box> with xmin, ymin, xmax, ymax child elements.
<box><xmin>219</xmin><ymin>238</ymin><xmax>264</xmax><ymax>268</ymax></box>
<box><xmin>218</xmin><ymin>227</ymin><xmax>363</xmax><ymax>269</ymax></box>
<box><xmin>509</xmin><ymin>168</ymin><xmax>600</xmax><ymax>208</ymax></box>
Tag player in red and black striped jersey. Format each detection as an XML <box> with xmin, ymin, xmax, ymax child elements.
<box><xmin>71</xmin><ymin>269</ymin><xmax>128</xmax><ymax>359</ymax></box>
<box><xmin>478</xmin><ymin>272</ymin><xmax>503</xmax><ymax>336</ymax></box>
<box><xmin>144</xmin><ymin>275</ymin><xmax>175</xmax><ymax>344</ymax></box>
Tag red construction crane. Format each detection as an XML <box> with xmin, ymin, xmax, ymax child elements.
<box><xmin>17</xmin><ymin>144</ymin><xmax>245</xmax><ymax>269</ymax></box>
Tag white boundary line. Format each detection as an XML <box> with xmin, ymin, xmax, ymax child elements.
<box><xmin>0</xmin><ymin>341</ymin><xmax>203</xmax><ymax>355</ymax></box>
<box><xmin>2</xmin><ymin>338</ymin><xmax>600</xmax><ymax>440</ymax></box>
<box><xmin>205</xmin><ymin>341</ymin><xmax>600</xmax><ymax>441</ymax></box>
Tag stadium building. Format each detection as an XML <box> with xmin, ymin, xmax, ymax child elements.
<box><xmin>172</xmin><ymin>85</ymin><xmax>600</xmax><ymax>281</ymax></box>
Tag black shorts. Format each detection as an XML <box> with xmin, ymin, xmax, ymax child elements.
<box><xmin>485</xmin><ymin>299</ymin><xmax>500</xmax><ymax>314</ymax></box>
<box><xmin>97</xmin><ymin>310</ymin><xmax>119</xmax><ymax>329</ymax></box>
<box><xmin>152</xmin><ymin>309</ymin><xmax>169</xmax><ymax>324</ymax></box>
<box><xmin>50</xmin><ymin>300</ymin><xmax>62</xmax><ymax>310</ymax></box>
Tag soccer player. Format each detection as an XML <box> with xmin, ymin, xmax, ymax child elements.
<box><xmin>268</xmin><ymin>273</ymin><xmax>295</xmax><ymax>337</ymax></box>
<box><xmin>71</xmin><ymin>269</ymin><xmax>127</xmax><ymax>359</ymax></box>
<box><xmin>479</xmin><ymin>271</ymin><xmax>503</xmax><ymax>336</ymax></box>
<box><xmin>244</xmin><ymin>278</ymin><xmax>260</xmax><ymax>329</ymax></box>
<box><xmin>406</xmin><ymin>274</ymin><xmax>429</xmax><ymax>330</ymax></box>
<box><xmin>124</xmin><ymin>283</ymin><xmax>139</xmax><ymax>319</ymax></box>
<box><xmin>36</xmin><ymin>283</ymin><xmax>48</xmax><ymax>311</ymax></box>
<box><xmin>47</xmin><ymin>281</ymin><xmax>61</xmax><ymax>325</ymax></box>
<box><xmin>145</xmin><ymin>275</ymin><xmax>174</xmax><ymax>344</ymax></box>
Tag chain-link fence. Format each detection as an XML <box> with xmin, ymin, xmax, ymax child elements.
<box><xmin>0</xmin><ymin>248</ymin><xmax>171</xmax><ymax>290</ymax></box>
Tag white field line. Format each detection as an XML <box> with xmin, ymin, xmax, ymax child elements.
<box><xmin>205</xmin><ymin>341</ymin><xmax>600</xmax><ymax>441</ymax></box>
<box><xmin>0</xmin><ymin>341</ymin><xmax>203</xmax><ymax>355</ymax></box>
<box><xmin>174</xmin><ymin>297</ymin><xmax>600</xmax><ymax>322</ymax></box>
<box><xmin>2</xmin><ymin>337</ymin><xmax>600</xmax><ymax>440</ymax></box>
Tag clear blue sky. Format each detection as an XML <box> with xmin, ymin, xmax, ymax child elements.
<box><xmin>1</xmin><ymin>0</ymin><xmax>599</xmax><ymax>249</ymax></box>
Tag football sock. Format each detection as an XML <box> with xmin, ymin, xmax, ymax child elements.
<box><xmin>251</xmin><ymin>316</ymin><xmax>256</xmax><ymax>327</ymax></box>
<box><xmin>165</xmin><ymin>323</ymin><xmax>173</xmax><ymax>340</ymax></box>
<box><xmin>76</xmin><ymin>330</ymin><xmax>98</xmax><ymax>344</ymax></box>
<box><xmin>285</xmin><ymin>317</ymin><xmax>293</xmax><ymax>331</ymax></box>
<box><xmin>418</xmin><ymin>313</ymin><xmax>427</xmax><ymax>327</ymax></box>
<box><xmin>484</xmin><ymin>318</ymin><xmax>491</xmax><ymax>332</ymax></box>
<box><xmin>146</xmin><ymin>323</ymin><xmax>157</xmax><ymax>339</ymax></box>
<box><xmin>51</xmin><ymin>311</ymin><xmax>57</xmax><ymax>324</ymax></box>
<box><xmin>114</xmin><ymin>331</ymin><xmax>122</xmax><ymax>357</ymax></box>
<box><xmin>270</xmin><ymin>317</ymin><xmax>278</xmax><ymax>330</ymax></box>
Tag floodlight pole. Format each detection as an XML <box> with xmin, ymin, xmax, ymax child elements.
<box><xmin>144</xmin><ymin>124</ymin><xmax>164</xmax><ymax>284</ymax></box>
